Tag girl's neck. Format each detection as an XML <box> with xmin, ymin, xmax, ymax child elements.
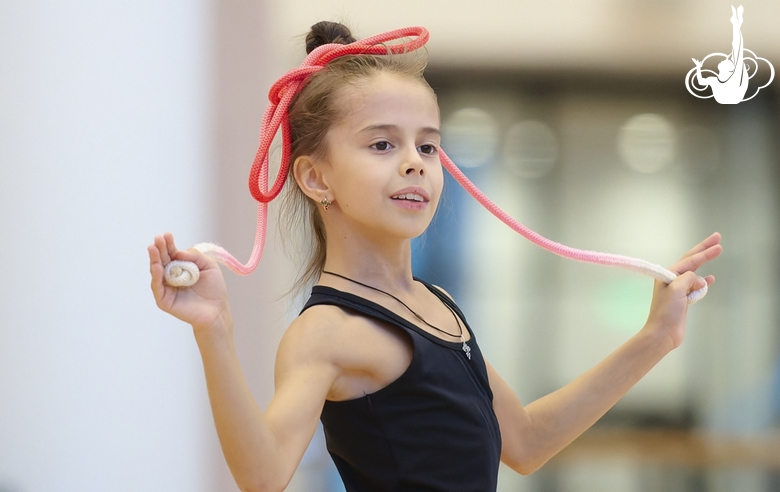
<box><xmin>321</xmin><ymin>230</ymin><xmax>415</xmax><ymax>293</ymax></box>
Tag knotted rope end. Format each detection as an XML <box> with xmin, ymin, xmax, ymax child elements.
<box><xmin>163</xmin><ymin>242</ymin><xmax>227</xmax><ymax>288</ymax></box>
<box><xmin>164</xmin><ymin>260</ymin><xmax>200</xmax><ymax>287</ymax></box>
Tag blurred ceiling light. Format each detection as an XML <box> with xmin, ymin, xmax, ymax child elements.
<box><xmin>442</xmin><ymin>107</ymin><xmax>499</xmax><ymax>168</ymax></box>
<box><xmin>502</xmin><ymin>120</ymin><xmax>558</xmax><ymax>179</ymax></box>
<box><xmin>675</xmin><ymin>125</ymin><xmax>720</xmax><ymax>184</ymax></box>
<box><xmin>617</xmin><ymin>113</ymin><xmax>677</xmax><ymax>174</ymax></box>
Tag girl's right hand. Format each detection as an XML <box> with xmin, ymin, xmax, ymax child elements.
<box><xmin>148</xmin><ymin>232</ymin><xmax>231</xmax><ymax>331</ymax></box>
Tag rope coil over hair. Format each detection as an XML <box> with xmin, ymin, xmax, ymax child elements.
<box><xmin>164</xmin><ymin>25</ymin><xmax>707</xmax><ymax>304</ymax></box>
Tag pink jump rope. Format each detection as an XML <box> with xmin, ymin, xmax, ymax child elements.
<box><xmin>164</xmin><ymin>26</ymin><xmax>707</xmax><ymax>304</ymax></box>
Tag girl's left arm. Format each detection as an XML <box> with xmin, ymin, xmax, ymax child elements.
<box><xmin>491</xmin><ymin>232</ymin><xmax>722</xmax><ymax>475</ymax></box>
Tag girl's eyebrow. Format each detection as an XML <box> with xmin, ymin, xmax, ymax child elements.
<box><xmin>359</xmin><ymin>124</ymin><xmax>441</xmax><ymax>136</ymax></box>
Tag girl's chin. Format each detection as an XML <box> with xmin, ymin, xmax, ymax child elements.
<box><xmin>378</xmin><ymin>222</ymin><xmax>434</xmax><ymax>242</ymax></box>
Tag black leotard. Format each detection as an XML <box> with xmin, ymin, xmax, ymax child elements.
<box><xmin>300</xmin><ymin>278</ymin><xmax>501</xmax><ymax>492</ymax></box>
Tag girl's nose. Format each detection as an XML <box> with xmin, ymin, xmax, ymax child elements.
<box><xmin>401</xmin><ymin>147</ymin><xmax>425</xmax><ymax>176</ymax></box>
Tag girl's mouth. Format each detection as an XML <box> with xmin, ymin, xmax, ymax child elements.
<box><xmin>391</xmin><ymin>193</ymin><xmax>428</xmax><ymax>210</ymax></box>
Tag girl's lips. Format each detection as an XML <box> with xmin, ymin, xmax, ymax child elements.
<box><xmin>391</xmin><ymin>198</ymin><xmax>428</xmax><ymax>210</ymax></box>
<box><xmin>390</xmin><ymin>186</ymin><xmax>430</xmax><ymax>202</ymax></box>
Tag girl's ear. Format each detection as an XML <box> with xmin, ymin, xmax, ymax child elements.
<box><xmin>293</xmin><ymin>154</ymin><xmax>330</xmax><ymax>202</ymax></box>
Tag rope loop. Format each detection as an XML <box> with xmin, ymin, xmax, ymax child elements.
<box><xmin>247</xmin><ymin>26</ymin><xmax>429</xmax><ymax>205</ymax></box>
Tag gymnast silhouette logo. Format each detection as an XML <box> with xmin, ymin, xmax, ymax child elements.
<box><xmin>685</xmin><ymin>5</ymin><xmax>774</xmax><ymax>104</ymax></box>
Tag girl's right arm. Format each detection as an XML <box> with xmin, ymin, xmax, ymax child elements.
<box><xmin>487</xmin><ymin>233</ymin><xmax>721</xmax><ymax>475</ymax></box>
<box><xmin>148</xmin><ymin>233</ymin><xmax>338</xmax><ymax>492</ymax></box>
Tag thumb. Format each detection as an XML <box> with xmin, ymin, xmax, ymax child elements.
<box><xmin>172</xmin><ymin>246</ymin><xmax>218</xmax><ymax>272</ymax></box>
<box><xmin>675</xmin><ymin>271</ymin><xmax>706</xmax><ymax>295</ymax></box>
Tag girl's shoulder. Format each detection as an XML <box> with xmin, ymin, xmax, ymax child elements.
<box><xmin>427</xmin><ymin>282</ymin><xmax>454</xmax><ymax>302</ymax></box>
<box><xmin>271</xmin><ymin>305</ymin><xmax>349</xmax><ymax>399</ymax></box>
<box><xmin>279</xmin><ymin>304</ymin><xmax>349</xmax><ymax>360</ymax></box>
<box><xmin>280</xmin><ymin>300</ymin><xmax>412</xmax><ymax>385</ymax></box>
<box><xmin>278</xmin><ymin>303</ymin><xmax>371</xmax><ymax>369</ymax></box>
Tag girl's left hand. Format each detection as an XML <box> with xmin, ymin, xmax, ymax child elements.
<box><xmin>643</xmin><ymin>232</ymin><xmax>722</xmax><ymax>351</ymax></box>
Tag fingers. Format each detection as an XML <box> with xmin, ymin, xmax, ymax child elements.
<box><xmin>672</xmin><ymin>243</ymin><xmax>722</xmax><ymax>275</ymax></box>
<box><xmin>164</xmin><ymin>232</ymin><xmax>178</xmax><ymax>262</ymax></box>
<box><xmin>183</xmin><ymin>247</ymin><xmax>215</xmax><ymax>272</ymax></box>
<box><xmin>150</xmin><ymin>233</ymin><xmax>186</xmax><ymax>298</ymax></box>
<box><xmin>673</xmin><ymin>271</ymin><xmax>707</xmax><ymax>296</ymax></box>
<box><xmin>679</xmin><ymin>232</ymin><xmax>721</xmax><ymax>261</ymax></box>
<box><xmin>151</xmin><ymin>233</ymin><xmax>213</xmax><ymax>289</ymax></box>
<box><xmin>148</xmin><ymin>242</ymin><xmax>166</xmax><ymax>303</ymax></box>
<box><xmin>670</xmin><ymin>232</ymin><xmax>722</xmax><ymax>275</ymax></box>
<box><xmin>163</xmin><ymin>232</ymin><xmax>211</xmax><ymax>265</ymax></box>
<box><xmin>689</xmin><ymin>272</ymin><xmax>707</xmax><ymax>293</ymax></box>
<box><xmin>154</xmin><ymin>232</ymin><xmax>197</xmax><ymax>265</ymax></box>
<box><xmin>148</xmin><ymin>243</ymin><xmax>160</xmax><ymax>277</ymax></box>
<box><xmin>154</xmin><ymin>234</ymin><xmax>171</xmax><ymax>264</ymax></box>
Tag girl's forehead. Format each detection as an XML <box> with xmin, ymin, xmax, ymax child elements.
<box><xmin>334</xmin><ymin>74</ymin><xmax>440</xmax><ymax>131</ymax></box>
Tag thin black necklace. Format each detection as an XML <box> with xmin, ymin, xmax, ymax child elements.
<box><xmin>322</xmin><ymin>270</ymin><xmax>471</xmax><ymax>360</ymax></box>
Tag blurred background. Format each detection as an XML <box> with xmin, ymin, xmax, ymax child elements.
<box><xmin>1</xmin><ymin>1</ymin><xmax>778</xmax><ymax>491</ymax></box>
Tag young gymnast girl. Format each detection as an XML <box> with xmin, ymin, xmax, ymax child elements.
<box><xmin>148</xmin><ymin>21</ymin><xmax>722</xmax><ymax>492</ymax></box>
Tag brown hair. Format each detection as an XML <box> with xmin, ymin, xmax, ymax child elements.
<box><xmin>278</xmin><ymin>21</ymin><xmax>431</xmax><ymax>295</ymax></box>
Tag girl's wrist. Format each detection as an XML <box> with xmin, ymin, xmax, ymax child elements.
<box><xmin>192</xmin><ymin>308</ymin><xmax>234</xmax><ymax>344</ymax></box>
<box><xmin>637</xmin><ymin>320</ymin><xmax>676</xmax><ymax>358</ymax></box>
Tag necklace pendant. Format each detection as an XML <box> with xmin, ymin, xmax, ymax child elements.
<box><xmin>461</xmin><ymin>337</ymin><xmax>471</xmax><ymax>360</ymax></box>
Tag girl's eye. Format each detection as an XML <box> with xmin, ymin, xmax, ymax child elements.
<box><xmin>371</xmin><ymin>141</ymin><xmax>392</xmax><ymax>151</ymax></box>
<box><xmin>418</xmin><ymin>144</ymin><xmax>438</xmax><ymax>155</ymax></box>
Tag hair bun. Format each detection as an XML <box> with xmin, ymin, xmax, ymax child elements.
<box><xmin>306</xmin><ymin>21</ymin><xmax>356</xmax><ymax>54</ymax></box>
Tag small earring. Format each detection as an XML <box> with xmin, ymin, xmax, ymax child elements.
<box><xmin>320</xmin><ymin>198</ymin><xmax>331</xmax><ymax>211</ymax></box>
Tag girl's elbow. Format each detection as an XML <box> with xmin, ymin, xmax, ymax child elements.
<box><xmin>236</xmin><ymin>471</ymin><xmax>291</xmax><ymax>492</ymax></box>
<box><xmin>238</xmin><ymin>479</ymin><xmax>287</xmax><ymax>492</ymax></box>
<box><xmin>506</xmin><ymin>451</ymin><xmax>547</xmax><ymax>476</ymax></box>
<box><xmin>511</xmin><ymin>460</ymin><xmax>541</xmax><ymax>476</ymax></box>
<box><xmin>516</xmin><ymin>461</ymin><xmax>543</xmax><ymax>476</ymax></box>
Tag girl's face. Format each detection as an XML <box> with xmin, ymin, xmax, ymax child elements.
<box><xmin>320</xmin><ymin>72</ymin><xmax>443</xmax><ymax>241</ymax></box>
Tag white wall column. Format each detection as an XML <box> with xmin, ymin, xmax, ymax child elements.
<box><xmin>0</xmin><ymin>2</ymin><xmax>215</xmax><ymax>491</ymax></box>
